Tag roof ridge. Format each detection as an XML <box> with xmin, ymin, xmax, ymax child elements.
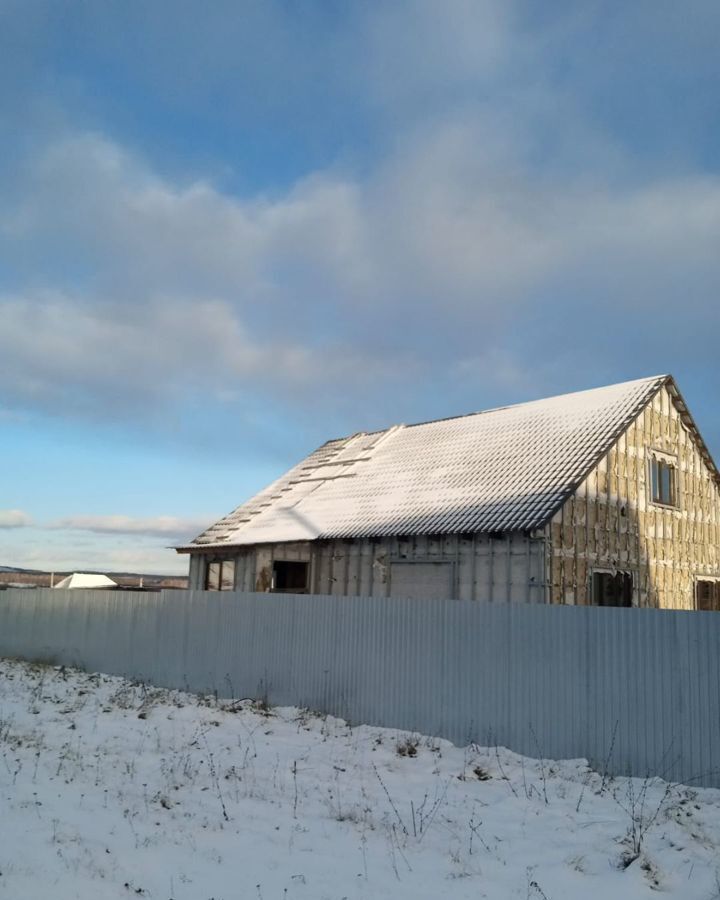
<box><xmin>359</xmin><ymin>375</ymin><xmax>670</xmax><ymax>437</ymax></box>
<box><xmin>322</xmin><ymin>375</ymin><xmax>669</xmax><ymax>446</ymax></box>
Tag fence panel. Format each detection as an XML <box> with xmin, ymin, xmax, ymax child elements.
<box><xmin>0</xmin><ymin>588</ymin><xmax>718</xmax><ymax>786</ymax></box>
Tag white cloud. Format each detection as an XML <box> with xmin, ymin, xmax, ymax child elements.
<box><xmin>48</xmin><ymin>515</ymin><xmax>211</xmax><ymax>541</ymax></box>
<box><xmin>356</xmin><ymin>0</ymin><xmax>517</xmax><ymax>110</ymax></box>
<box><xmin>1</xmin><ymin>97</ymin><xmax>719</xmax><ymax>429</ymax></box>
<box><xmin>0</xmin><ymin>510</ymin><xmax>32</xmax><ymax>529</ymax></box>
<box><xmin>0</xmin><ymin>289</ymin><xmax>301</xmax><ymax>413</ymax></box>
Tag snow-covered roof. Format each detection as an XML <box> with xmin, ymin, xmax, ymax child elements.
<box><xmin>54</xmin><ymin>573</ymin><xmax>118</xmax><ymax>589</ymax></box>
<box><xmin>181</xmin><ymin>375</ymin><xmax>704</xmax><ymax>548</ymax></box>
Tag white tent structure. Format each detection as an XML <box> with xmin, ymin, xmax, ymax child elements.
<box><xmin>53</xmin><ymin>573</ymin><xmax>118</xmax><ymax>590</ymax></box>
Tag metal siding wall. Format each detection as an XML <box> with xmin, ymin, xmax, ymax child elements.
<box><xmin>188</xmin><ymin>556</ymin><xmax>202</xmax><ymax>590</ymax></box>
<box><xmin>1</xmin><ymin>589</ymin><xmax>718</xmax><ymax>787</ymax></box>
<box><xmin>206</xmin><ymin>534</ymin><xmax>545</xmax><ymax>602</ymax></box>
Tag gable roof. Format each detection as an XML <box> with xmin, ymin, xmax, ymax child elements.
<box><xmin>180</xmin><ymin>374</ymin><xmax>714</xmax><ymax>549</ymax></box>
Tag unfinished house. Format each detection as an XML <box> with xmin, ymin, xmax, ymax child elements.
<box><xmin>177</xmin><ymin>375</ymin><xmax>720</xmax><ymax>610</ymax></box>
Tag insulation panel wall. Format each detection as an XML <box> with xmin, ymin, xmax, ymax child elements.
<box><xmin>547</xmin><ymin>384</ymin><xmax>720</xmax><ymax>608</ymax></box>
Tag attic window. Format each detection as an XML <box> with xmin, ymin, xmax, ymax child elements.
<box><xmin>205</xmin><ymin>559</ymin><xmax>235</xmax><ymax>591</ymax></box>
<box><xmin>696</xmin><ymin>580</ymin><xmax>720</xmax><ymax>612</ymax></box>
<box><xmin>650</xmin><ymin>456</ymin><xmax>677</xmax><ymax>507</ymax></box>
<box><xmin>272</xmin><ymin>560</ymin><xmax>309</xmax><ymax>593</ymax></box>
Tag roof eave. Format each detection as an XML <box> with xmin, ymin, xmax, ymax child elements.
<box><xmin>664</xmin><ymin>377</ymin><xmax>720</xmax><ymax>487</ymax></box>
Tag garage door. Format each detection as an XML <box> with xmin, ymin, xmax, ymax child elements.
<box><xmin>389</xmin><ymin>561</ymin><xmax>454</xmax><ymax>600</ymax></box>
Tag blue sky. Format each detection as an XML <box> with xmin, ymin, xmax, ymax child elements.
<box><xmin>1</xmin><ymin>1</ymin><xmax>719</xmax><ymax>574</ymax></box>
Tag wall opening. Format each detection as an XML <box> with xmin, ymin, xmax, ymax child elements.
<box><xmin>696</xmin><ymin>580</ymin><xmax>720</xmax><ymax>611</ymax></box>
<box><xmin>592</xmin><ymin>571</ymin><xmax>633</xmax><ymax>607</ymax></box>
<box><xmin>272</xmin><ymin>560</ymin><xmax>309</xmax><ymax>593</ymax></box>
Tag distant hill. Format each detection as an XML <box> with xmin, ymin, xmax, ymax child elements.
<box><xmin>0</xmin><ymin>566</ymin><xmax>188</xmax><ymax>591</ymax></box>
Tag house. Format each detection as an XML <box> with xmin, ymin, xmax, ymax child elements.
<box><xmin>53</xmin><ymin>573</ymin><xmax>118</xmax><ymax>590</ymax></box>
<box><xmin>177</xmin><ymin>375</ymin><xmax>720</xmax><ymax>610</ymax></box>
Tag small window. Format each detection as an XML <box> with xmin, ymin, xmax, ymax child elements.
<box><xmin>650</xmin><ymin>457</ymin><xmax>677</xmax><ymax>506</ymax></box>
<box><xmin>272</xmin><ymin>560</ymin><xmax>309</xmax><ymax>593</ymax></box>
<box><xmin>696</xmin><ymin>580</ymin><xmax>720</xmax><ymax>611</ymax></box>
<box><xmin>205</xmin><ymin>559</ymin><xmax>235</xmax><ymax>591</ymax></box>
<box><xmin>592</xmin><ymin>571</ymin><xmax>633</xmax><ymax>607</ymax></box>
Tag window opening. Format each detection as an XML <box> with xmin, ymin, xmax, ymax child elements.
<box><xmin>696</xmin><ymin>580</ymin><xmax>720</xmax><ymax>611</ymax></box>
<box><xmin>650</xmin><ymin>457</ymin><xmax>677</xmax><ymax>506</ymax></box>
<box><xmin>205</xmin><ymin>559</ymin><xmax>235</xmax><ymax>591</ymax></box>
<box><xmin>272</xmin><ymin>560</ymin><xmax>309</xmax><ymax>593</ymax></box>
<box><xmin>592</xmin><ymin>571</ymin><xmax>633</xmax><ymax>607</ymax></box>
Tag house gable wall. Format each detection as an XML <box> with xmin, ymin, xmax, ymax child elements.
<box><xmin>546</xmin><ymin>384</ymin><xmax>720</xmax><ymax>608</ymax></box>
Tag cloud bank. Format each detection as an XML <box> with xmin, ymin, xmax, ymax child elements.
<box><xmin>48</xmin><ymin>514</ymin><xmax>212</xmax><ymax>542</ymax></box>
<box><xmin>0</xmin><ymin>510</ymin><xmax>33</xmax><ymax>529</ymax></box>
<box><xmin>1</xmin><ymin>124</ymin><xmax>718</xmax><ymax>435</ymax></box>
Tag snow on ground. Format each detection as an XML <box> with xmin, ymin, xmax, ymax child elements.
<box><xmin>0</xmin><ymin>659</ymin><xmax>719</xmax><ymax>900</ymax></box>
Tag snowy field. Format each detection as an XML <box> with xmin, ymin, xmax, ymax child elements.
<box><xmin>0</xmin><ymin>659</ymin><xmax>719</xmax><ymax>899</ymax></box>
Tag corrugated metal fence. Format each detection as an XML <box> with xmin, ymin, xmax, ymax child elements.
<box><xmin>1</xmin><ymin>588</ymin><xmax>719</xmax><ymax>787</ymax></box>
